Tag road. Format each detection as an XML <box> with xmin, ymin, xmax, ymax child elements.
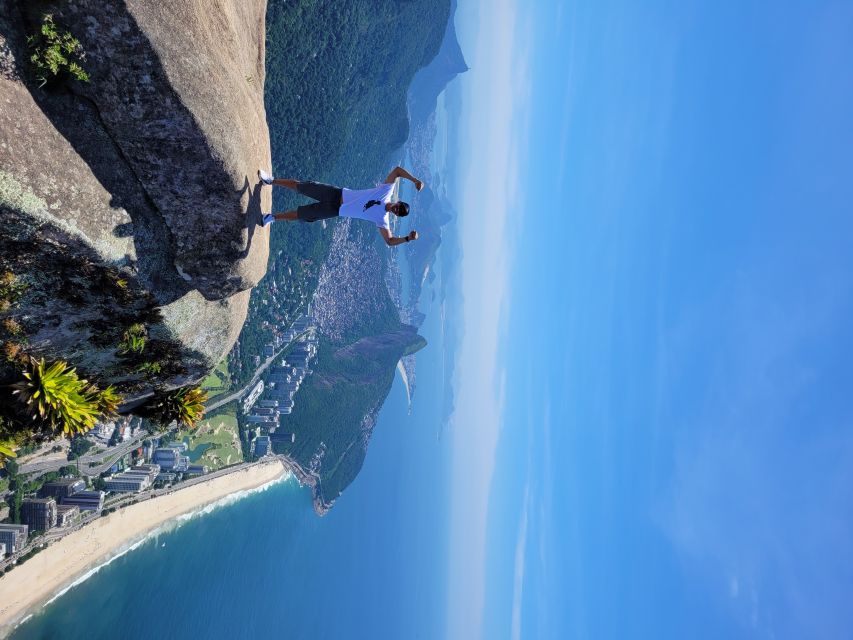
<box><xmin>18</xmin><ymin>431</ymin><xmax>162</xmax><ymax>479</ymax></box>
<box><xmin>17</xmin><ymin>333</ymin><xmax>305</xmax><ymax>479</ymax></box>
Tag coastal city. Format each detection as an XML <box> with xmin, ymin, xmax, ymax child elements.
<box><xmin>0</xmin><ymin>171</ymin><xmax>420</xmax><ymax>630</ymax></box>
<box><xmin>0</xmin><ymin>313</ymin><xmax>320</xmax><ymax>573</ymax></box>
<box><xmin>0</xmin><ymin>181</ymin><xmax>419</xmax><ymax>574</ymax></box>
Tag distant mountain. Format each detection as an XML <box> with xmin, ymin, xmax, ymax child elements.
<box><xmin>404</xmin><ymin>188</ymin><xmax>459</xmax><ymax>318</ymax></box>
<box><xmin>407</xmin><ymin>0</ymin><xmax>468</xmax><ymax>128</ymax></box>
<box><xmin>405</xmin><ymin>70</ymin><xmax>465</xmax><ymax>437</ymax></box>
<box><xmin>397</xmin><ymin>2</ymin><xmax>467</xmax><ymax>324</ymax></box>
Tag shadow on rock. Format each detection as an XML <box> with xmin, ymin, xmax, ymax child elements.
<box><xmin>13</xmin><ymin>0</ymin><xmax>254</xmax><ymax>302</ymax></box>
<box><xmin>237</xmin><ymin>176</ymin><xmax>268</xmax><ymax>259</ymax></box>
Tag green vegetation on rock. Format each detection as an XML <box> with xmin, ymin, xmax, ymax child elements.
<box><xmin>11</xmin><ymin>357</ymin><xmax>112</xmax><ymax>436</ymax></box>
<box><xmin>27</xmin><ymin>13</ymin><xmax>90</xmax><ymax>88</ymax></box>
<box><xmin>0</xmin><ymin>441</ymin><xmax>15</xmax><ymax>469</ymax></box>
<box><xmin>138</xmin><ymin>386</ymin><xmax>209</xmax><ymax>429</ymax></box>
<box><xmin>117</xmin><ymin>323</ymin><xmax>147</xmax><ymax>355</ymax></box>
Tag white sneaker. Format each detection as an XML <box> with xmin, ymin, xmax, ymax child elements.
<box><xmin>258</xmin><ymin>169</ymin><xmax>274</xmax><ymax>185</ymax></box>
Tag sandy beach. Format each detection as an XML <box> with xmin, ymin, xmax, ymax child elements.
<box><xmin>0</xmin><ymin>460</ymin><xmax>286</xmax><ymax>636</ymax></box>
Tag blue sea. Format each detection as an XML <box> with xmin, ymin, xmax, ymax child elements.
<box><xmin>12</xmin><ymin>305</ymin><xmax>452</xmax><ymax>640</ymax></box>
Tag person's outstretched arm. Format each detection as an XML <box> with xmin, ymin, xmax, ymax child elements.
<box><xmin>379</xmin><ymin>228</ymin><xmax>419</xmax><ymax>246</ymax></box>
<box><xmin>384</xmin><ymin>166</ymin><xmax>425</xmax><ymax>191</ymax></box>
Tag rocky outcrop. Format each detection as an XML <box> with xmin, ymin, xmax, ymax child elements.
<box><xmin>333</xmin><ymin>325</ymin><xmax>427</xmax><ymax>363</ymax></box>
<box><xmin>282</xmin><ymin>327</ymin><xmax>426</xmax><ymax>516</ymax></box>
<box><xmin>0</xmin><ymin>0</ymin><xmax>271</xmax><ymax>390</ymax></box>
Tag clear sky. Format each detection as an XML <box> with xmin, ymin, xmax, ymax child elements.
<box><xmin>445</xmin><ymin>0</ymin><xmax>853</xmax><ymax>638</ymax></box>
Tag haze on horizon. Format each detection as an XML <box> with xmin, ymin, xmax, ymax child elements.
<box><xmin>444</xmin><ymin>0</ymin><xmax>853</xmax><ymax>638</ymax></box>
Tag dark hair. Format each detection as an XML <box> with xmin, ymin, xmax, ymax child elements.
<box><xmin>395</xmin><ymin>201</ymin><xmax>410</xmax><ymax>217</ymax></box>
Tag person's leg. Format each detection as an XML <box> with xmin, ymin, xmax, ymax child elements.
<box><xmin>259</xmin><ymin>176</ymin><xmax>341</xmax><ymax>203</ymax></box>
<box><xmin>258</xmin><ymin>169</ymin><xmax>301</xmax><ymax>190</ymax></box>
<box><xmin>263</xmin><ymin>201</ymin><xmax>339</xmax><ymax>226</ymax></box>
<box><xmin>272</xmin><ymin>210</ymin><xmax>299</xmax><ymax>221</ymax></box>
<box><xmin>272</xmin><ymin>179</ymin><xmax>299</xmax><ymax>190</ymax></box>
<box><xmin>262</xmin><ymin>210</ymin><xmax>297</xmax><ymax>226</ymax></box>
<box><xmin>294</xmin><ymin>181</ymin><xmax>342</xmax><ymax>203</ymax></box>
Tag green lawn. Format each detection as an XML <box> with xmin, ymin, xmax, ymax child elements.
<box><xmin>201</xmin><ymin>356</ymin><xmax>231</xmax><ymax>393</ymax></box>
<box><xmin>177</xmin><ymin>410</ymin><xmax>241</xmax><ymax>471</ymax></box>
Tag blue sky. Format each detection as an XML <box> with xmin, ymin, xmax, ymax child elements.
<box><xmin>9</xmin><ymin>2</ymin><xmax>853</xmax><ymax>639</ymax></box>
<box><xmin>445</xmin><ymin>0</ymin><xmax>853</xmax><ymax>638</ymax></box>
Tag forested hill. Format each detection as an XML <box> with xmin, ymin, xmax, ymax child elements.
<box><xmin>264</xmin><ymin>0</ymin><xmax>451</xmax><ymax>189</ymax></box>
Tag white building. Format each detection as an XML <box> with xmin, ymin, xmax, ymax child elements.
<box><xmin>243</xmin><ymin>380</ymin><xmax>265</xmax><ymax>413</ymax></box>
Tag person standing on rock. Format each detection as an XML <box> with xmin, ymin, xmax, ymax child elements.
<box><xmin>258</xmin><ymin>166</ymin><xmax>424</xmax><ymax>247</ymax></box>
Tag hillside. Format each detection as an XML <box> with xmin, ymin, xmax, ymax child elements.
<box><xmin>270</xmin><ymin>219</ymin><xmax>427</xmax><ymax>514</ymax></box>
<box><xmin>277</xmin><ymin>327</ymin><xmax>426</xmax><ymax>514</ymax></box>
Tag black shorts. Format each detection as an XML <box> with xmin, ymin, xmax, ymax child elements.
<box><xmin>296</xmin><ymin>181</ymin><xmax>342</xmax><ymax>222</ymax></box>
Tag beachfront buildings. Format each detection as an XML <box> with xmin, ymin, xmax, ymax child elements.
<box><xmin>38</xmin><ymin>479</ymin><xmax>103</xmax><ymax>513</ymax></box>
<box><xmin>0</xmin><ymin>524</ymin><xmax>28</xmax><ymax>555</ymax></box>
<box><xmin>56</xmin><ymin>505</ymin><xmax>80</xmax><ymax>527</ymax></box>
<box><xmin>152</xmin><ymin>448</ymin><xmax>189</xmax><ymax>472</ymax></box>
<box><xmin>105</xmin><ymin>472</ymin><xmax>150</xmax><ymax>493</ymax></box>
<box><xmin>21</xmin><ymin>498</ymin><xmax>58</xmax><ymax>532</ymax></box>
<box><xmin>61</xmin><ymin>490</ymin><xmax>105</xmax><ymax>512</ymax></box>
<box><xmin>252</xmin><ymin>436</ymin><xmax>272</xmax><ymax>457</ymax></box>
<box><xmin>40</xmin><ymin>478</ymin><xmax>86</xmax><ymax>499</ymax></box>
<box><xmin>127</xmin><ymin>464</ymin><xmax>160</xmax><ymax>482</ymax></box>
<box><xmin>269</xmin><ymin>432</ymin><xmax>295</xmax><ymax>445</ymax></box>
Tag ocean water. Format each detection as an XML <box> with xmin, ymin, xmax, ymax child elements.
<box><xmin>12</xmin><ymin>308</ymin><xmax>451</xmax><ymax>640</ymax></box>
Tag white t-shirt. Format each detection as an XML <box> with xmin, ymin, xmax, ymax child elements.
<box><xmin>339</xmin><ymin>183</ymin><xmax>394</xmax><ymax>230</ymax></box>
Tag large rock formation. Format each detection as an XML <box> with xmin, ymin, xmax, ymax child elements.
<box><xmin>333</xmin><ymin>326</ymin><xmax>427</xmax><ymax>364</ymax></box>
<box><xmin>283</xmin><ymin>325</ymin><xmax>427</xmax><ymax>515</ymax></box>
<box><xmin>0</xmin><ymin>0</ymin><xmax>271</xmax><ymax>392</ymax></box>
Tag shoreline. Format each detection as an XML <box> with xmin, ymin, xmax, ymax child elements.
<box><xmin>0</xmin><ymin>460</ymin><xmax>287</xmax><ymax>637</ymax></box>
